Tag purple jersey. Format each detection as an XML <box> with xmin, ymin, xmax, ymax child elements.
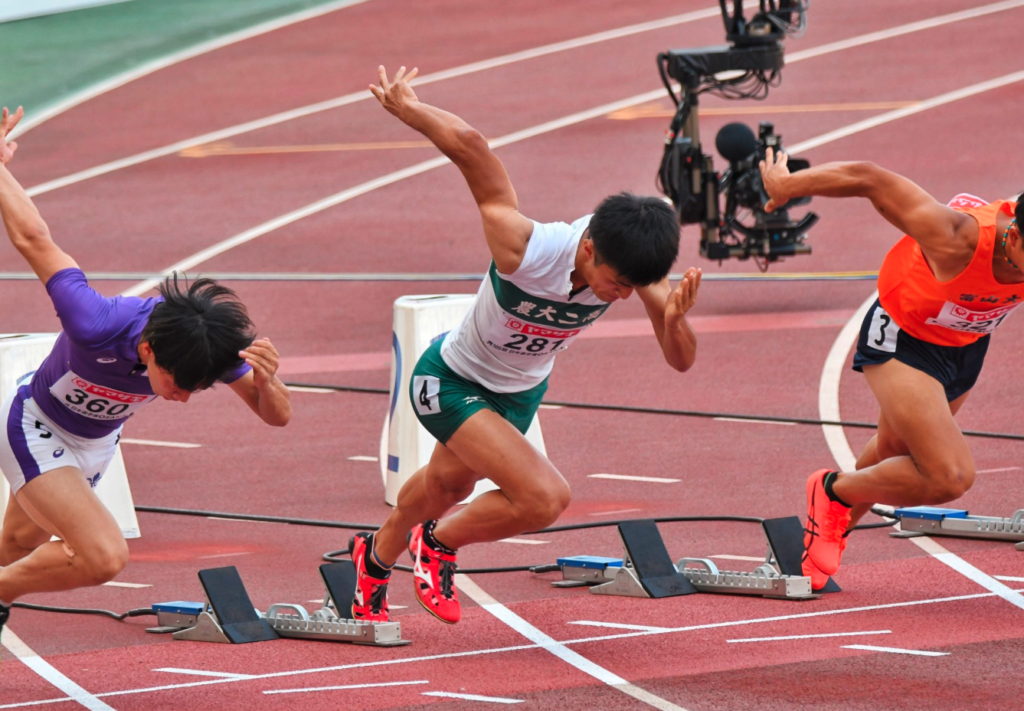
<box><xmin>31</xmin><ymin>269</ymin><xmax>251</xmax><ymax>439</ymax></box>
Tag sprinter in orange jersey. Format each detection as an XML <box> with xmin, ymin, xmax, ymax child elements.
<box><xmin>760</xmin><ymin>148</ymin><xmax>1023</xmax><ymax>589</ymax></box>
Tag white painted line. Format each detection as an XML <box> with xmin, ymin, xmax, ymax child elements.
<box><xmin>994</xmin><ymin>576</ymin><xmax>1024</xmax><ymax>583</ymax></box>
<box><xmin>264</xmin><ymin>680</ymin><xmax>429</xmax><ymax>695</ymax></box>
<box><xmin>347</xmin><ymin>455</ymin><xmax>379</xmax><ymax>462</ymax></box>
<box><xmin>13</xmin><ymin>0</ymin><xmax>374</xmax><ymax>140</ymax></box>
<box><xmin>538</xmin><ymin>404</ymin><xmax>564</xmax><ymax>410</ymax></box>
<box><xmin>288</xmin><ymin>385</ymin><xmax>338</xmax><ymax>393</ymax></box>
<box><xmin>154</xmin><ymin>668</ymin><xmax>255</xmax><ymax>679</ymax></box>
<box><xmin>23</xmin><ymin>7</ymin><xmax>721</xmax><ymax>195</ymax></box>
<box><xmin>0</xmin><ymin>627</ymin><xmax>116</xmax><ymax>710</ymax></box>
<box><xmin>567</xmin><ymin>621</ymin><xmax>674</xmax><ymax>633</ymax></box>
<box><xmin>842</xmin><ymin>645</ymin><xmax>949</xmax><ymax>657</ymax></box>
<box><xmin>709</xmin><ymin>555</ymin><xmax>769</xmax><ymax>562</ymax></box>
<box><xmin>713</xmin><ymin>417</ymin><xmax>795</xmax><ymax>426</ymax></box>
<box><xmin>588</xmin><ymin>508</ymin><xmax>643</xmax><ymax>517</ymax></box>
<box><xmin>120</xmin><ymin>438</ymin><xmax>201</xmax><ymax>448</ymax></box>
<box><xmin>499</xmin><ymin>538</ymin><xmax>549</xmax><ymax>545</ymax></box>
<box><xmin>2</xmin><ymin>587</ymin><xmax>1020</xmax><ymax>708</ymax></box>
<box><xmin>908</xmin><ymin>536</ymin><xmax>1024</xmax><ymax>613</ymax></box>
<box><xmin>422</xmin><ymin>691</ymin><xmax>524</xmax><ymax>704</ymax></box>
<box><xmin>727</xmin><ymin>630</ymin><xmax>891</xmax><ymax>643</ymax></box>
<box><xmin>197</xmin><ymin>551</ymin><xmax>252</xmax><ymax>559</ymax></box>
<box><xmin>456</xmin><ymin>574</ymin><xmax>689</xmax><ymax>711</ymax></box>
<box><xmin>977</xmin><ymin>467</ymin><xmax>1022</xmax><ymax>474</ymax></box>
<box><xmin>588</xmin><ymin>474</ymin><xmax>680</xmax><ymax>484</ymax></box>
<box><xmin>102</xmin><ymin>581</ymin><xmax>151</xmax><ymax>589</ymax></box>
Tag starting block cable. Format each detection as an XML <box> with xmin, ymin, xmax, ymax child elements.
<box><xmin>283</xmin><ymin>382</ymin><xmax>1024</xmax><ymax>443</ymax></box>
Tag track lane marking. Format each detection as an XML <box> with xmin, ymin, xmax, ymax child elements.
<box><xmin>455</xmin><ymin>574</ymin><xmax>689</xmax><ymax>711</ymax></box>
<box><xmin>263</xmin><ymin>680</ymin><xmax>429</xmax><ymax>695</ymax></box>
<box><xmin>422</xmin><ymin>691</ymin><xmax>523</xmax><ymax>704</ymax></box>
<box><xmin>588</xmin><ymin>474</ymin><xmax>680</xmax><ymax>483</ymax></box>
<box><xmin>120</xmin><ymin>438</ymin><xmax>200</xmax><ymax>448</ymax></box>
<box><xmin>155</xmin><ymin>668</ymin><xmax>255</xmax><ymax>679</ymax></box>
<box><xmin>842</xmin><ymin>645</ymin><xmax>949</xmax><ymax>657</ymax></box>
<box><xmin>567</xmin><ymin>621</ymin><xmax>674</xmax><ymax>632</ymax></box>
<box><xmin>727</xmin><ymin>630</ymin><xmax>891</xmax><ymax>643</ymax></box>
<box><xmin>0</xmin><ymin>628</ymin><xmax>116</xmax><ymax>710</ymax></box>
<box><xmin>12</xmin><ymin>0</ymin><xmax>374</xmax><ymax>141</ymax></box>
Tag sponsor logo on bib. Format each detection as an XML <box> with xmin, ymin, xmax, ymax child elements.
<box><xmin>926</xmin><ymin>300</ymin><xmax>1020</xmax><ymax>335</ymax></box>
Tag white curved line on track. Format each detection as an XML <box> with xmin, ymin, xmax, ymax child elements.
<box><xmin>116</xmin><ymin>6</ymin><xmax>1024</xmax><ymax>299</ymax></box>
<box><xmin>27</xmin><ymin>0</ymin><xmax>1024</xmax><ymax>199</ymax></box>
<box><xmin>23</xmin><ymin>6</ymin><xmax>723</xmax><ymax>198</ymax></box>
<box><xmin>0</xmin><ymin>628</ymin><xmax>114</xmax><ymax>710</ymax></box>
<box><xmin>10</xmin><ymin>0</ymin><xmax>373</xmax><ymax>141</ymax></box>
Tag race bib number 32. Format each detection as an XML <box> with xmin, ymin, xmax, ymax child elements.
<box><xmin>49</xmin><ymin>371</ymin><xmax>156</xmax><ymax>421</ymax></box>
<box><xmin>926</xmin><ymin>300</ymin><xmax>1020</xmax><ymax>335</ymax></box>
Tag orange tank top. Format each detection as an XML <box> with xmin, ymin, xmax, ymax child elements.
<box><xmin>877</xmin><ymin>197</ymin><xmax>1022</xmax><ymax>347</ymax></box>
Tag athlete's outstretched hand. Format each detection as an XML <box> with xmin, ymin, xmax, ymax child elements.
<box><xmin>369</xmin><ymin>65</ymin><xmax>420</xmax><ymax>120</ymax></box>
<box><xmin>759</xmin><ymin>146</ymin><xmax>791</xmax><ymax>212</ymax></box>
<box><xmin>0</xmin><ymin>106</ymin><xmax>23</xmax><ymax>166</ymax></box>
<box><xmin>240</xmin><ymin>338</ymin><xmax>281</xmax><ymax>390</ymax></box>
<box><xmin>666</xmin><ymin>267</ymin><xmax>702</xmax><ymax>325</ymax></box>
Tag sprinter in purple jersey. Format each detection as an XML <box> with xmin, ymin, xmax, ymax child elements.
<box><xmin>0</xmin><ymin>107</ymin><xmax>292</xmax><ymax>638</ymax></box>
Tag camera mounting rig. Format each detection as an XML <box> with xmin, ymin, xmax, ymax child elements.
<box><xmin>656</xmin><ymin>1</ymin><xmax>816</xmax><ymax>268</ymax></box>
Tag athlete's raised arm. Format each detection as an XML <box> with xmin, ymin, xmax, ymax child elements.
<box><xmin>759</xmin><ymin>148</ymin><xmax>975</xmax><ymax>273</ymax></box>
<box><xmin>369</xmin><ymin>66</ymin><xmax>533</xmax><ymax>274</ymax></box>
<box><xmin>0</xmin><ymin>107</ymin><xmax>78</xmax><ymax>283</ymax></box>
<box><xmin>636</xmin><ymin>267</ymin><xmax>701</xmax><ymax>372</ymax></box>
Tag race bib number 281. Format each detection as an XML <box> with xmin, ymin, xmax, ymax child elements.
<box><xmin>926</xmin><ymin>301</ymin><xmax>1020</xmax><ymax>335</ymax></box>
<box><xmin>49</xmin><ymin>371</ymin><xmax>156</xmax><ymax>421</ymax></box>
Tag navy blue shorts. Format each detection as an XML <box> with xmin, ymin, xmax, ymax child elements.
<box><xmin>852</xmin><ymin>299</ymin><xmax>989</xmax><ymax>402</ymax></box>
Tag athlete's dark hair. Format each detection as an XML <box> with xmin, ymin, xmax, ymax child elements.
<box><xmin>1016</xmin><ymin>190</ymin><xmax>1023</xmax><ymax>225</ymax></box>
<box><xmin>141</xmin><ymin>274</ymin><xmax>255</xmax><ymax>391</ymax></box>
<box><xmin>588</xmin><ymin>193</ymin><xmax>679</xmax><ymax>286</ymax></box>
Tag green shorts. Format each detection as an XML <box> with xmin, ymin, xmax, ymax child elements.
<box><xmin>410</xmin><ymin>339</ymin><xmax>548</xmax><ymax>445</ymax></box>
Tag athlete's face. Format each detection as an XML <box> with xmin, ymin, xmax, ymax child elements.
<box><xmin>589</xmin><ymin>262</ymin><xmax>635</xmax><ymax>303</ymax></box>
<box><xmin>137</xmin><ymin>342</ymin><xmax>194</xmax><ymax>402</ymax></box>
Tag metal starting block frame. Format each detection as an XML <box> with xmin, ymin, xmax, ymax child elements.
<box><xmin>155</xmin><ymin>564</ymin><xmax>410</xmax><ymax>646</ymax></box>
<box><xmin>892</xmin><ymin>507</ymin><xmax>1024</xmax><ymax>549</ymax></box>
<box><xmin>557</xmin><ymin>517</ymin><xmax>837</xmax><ymax>600</ymax></box>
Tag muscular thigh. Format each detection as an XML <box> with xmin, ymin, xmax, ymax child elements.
<box><xmin>1</xmin><ymin>490</ymin><xmax>54</xmax><ymax>551</ymax></box>
<box><xmin>864</xmin><ymin>359</ymin><xmax>972</xmax><ymax>470</ymax></box>
<box><xmin>17</xmin><ymin>467</ymin><xmax>123</xmax><ymax>552</ymax></box>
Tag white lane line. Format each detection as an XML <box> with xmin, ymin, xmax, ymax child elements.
<box><xmin>727</xmin><ymin>630</ymin><xmax>891</xmax><ymax>643</ymax></box>
<box><xmin>455</xmin><ymin>574</ymin><xmax>689</xmax><ymax>711</ymax></box>
<box><xmin>23</xmin><ymin>7</ymin><xmax>721</xmax><ymax>196</ymax></box>
<box><xmin>499</xmin><ymin>538</ymin><xmax>549</xmax><ymax>545</ymax></box>
<box><xmin>908</xmin><ymin>536</ymin><xmax>1024</xmax><ymax>613</ymax></box>
<box><xmin>263</xmin><ymin>680</ymin><xmax>429</xmax><ymax>695</ymax></box>
<box><xmin>197</xmin><ymin>551</ymin><xmax>252</xmax><ymax>559</ymax></box>
<box><xmin>994</xmin><ymin>576</ymin><xmax>1024</xmax><ymax>583</ymax></box>
<box><xmin>588</xmin><ymin>509</ymin><xmax>643</xmax><ymax>517</ymax></box>
<box><xmin>120</xmin><ymin>438</ymin><xmax>201</xmax><ymax>448</ymax></box>
<box><xmin>102</xmin><ymin>581</ymin><xmax>151</xmax><ymax>589</ymax></box>
<box><xmin>709</xmin><ymin>555</ymin><xmax>766</xmax><ymax>562</ymax></box>
<box><xmin>977</xmin><ymin>467</ymin><xmax>1022</xmax><ymax>474</ymax></box>
<box><xmin>155</xmin><ymin>668</ymin><xmax>255</xmax><ymax>679</ymax></box>
<box><xmin>13</xmin><ymin>0</ymin><xmax>374</xmax><ymax>140</ymax></box>
<box><xmin>27</xmin><ymin>0</ymin><xmax>1024</xmax><ymax>200</ymax></box>
<box><xmin>347</xmin><ymin>455</ymin><xmax>378</xmax><ymax>462</ymax></box>
<box><xmin>567</xmin><ymin>621</ymin><xmax>674</xmax><ymax>633</ymax></box>
<box><xmin>2</xmin><ymin>587</ymin><xmax>1018</xmax><ymax>708</ymax></box>
<box><xmin>842</xmin><ymin>645</ymin><xmax>949</xmax><ymax>657</ymax></box>
<box><xmin>588</xmin><ymin>474</ymin><xmax>680</xmax><ymax>483</ymax></box>
<box><xmin>422</xmin><ymin>691</ymin><xmax>524</xmax><ymax>704</ymax></box>
<box><xmin>287</xmin><ymin>385</ymin><xmax>339</xmax><ymax>393</ymax></box>
<box><xmin>713</xmin><ymin>417</ymin><xmax>795</xmax><ymax>426</ymax></box>
<box><xmin>538</xmin><ymin>404</ymin><xmax>564</xmax><ymax>410</ymax></box>
<box><xmin>0</xmin><ymin>627</ymin><xmax>115</xmax><ymax>710</ymax></box>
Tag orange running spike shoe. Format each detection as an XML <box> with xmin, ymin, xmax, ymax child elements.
<box><xmin>800</xmin><ymin>552</ymin><xmax>831</xmax><ymax>592</ymax></box>
<box><xmin>409</xmin><ymin>522</ymin><xmax>461</xmax><ymax>624</ymax></box>
<box><xmin>803</xmin><ymin>469</ymin><xmax>852</xmax><ymax>576</ymax></box>
<box><xmin>350</xmin><ymin>533</ymin><xmax>390</xmax><ymax>623</ymax></box>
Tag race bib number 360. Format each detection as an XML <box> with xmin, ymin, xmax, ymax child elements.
<box><xmin>926</xmin><ymin>301</ymin><xmax>1020</xmax><ymax>335</ymax></box>
<box><xmin>49</xmin><ymin>371</ymin><xmax>156</xmax><ymax>421</ymax></box>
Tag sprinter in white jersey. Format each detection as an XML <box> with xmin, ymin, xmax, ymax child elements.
<box><xmin>351</xmin><ymin>67</ymin><xmax>702</xmax><ymax>625</ymax></box>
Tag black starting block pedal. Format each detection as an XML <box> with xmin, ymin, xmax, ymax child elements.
<box><xmin>762</xmin><ymin>516</ymin><xmax>840</xmax><ymax>594</ymax></box>
<box><xmin>591</xmin><ymin>520</ymin><xmax>698</xmax><ymax>598</ymax></box>
<box><xmin>172</xmin><ymin>567</ymin><xmax>279</xmax><ymax>644</ymax></box>
<box><xmin>320</xmin><ymin>562</ymin><xmax>357</xmax><ymax>619</ymax></box>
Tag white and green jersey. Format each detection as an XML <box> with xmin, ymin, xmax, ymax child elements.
<box><xmin>440</xmin><ymin>215</ymin><xmax>611</xmax><ymax>393</ymax></box>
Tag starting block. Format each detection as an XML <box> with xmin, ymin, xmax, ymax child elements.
<box><xmin>892</xmin><ymin>507</ymin><xmax>1024</xmax><ymax>549</ymax></box>
<box><xmin>556</xmin><ymin>517</ymin><xmax>837</xmax><ymax>600</ymax></box>
<box><xmin>153</xmin><ymin>564</ymin><xmax>409</xmax><ymax>647</ymax></box>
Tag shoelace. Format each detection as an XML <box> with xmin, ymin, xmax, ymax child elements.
<box><xmin>369</xmin><ymin>582</ymin><xmax>388</xmax><ymax>613</ymax></box>
<box><xmin>437</xmin><ymin>559</ymin><xmax>456</xmax><ymax>599</ymax></box>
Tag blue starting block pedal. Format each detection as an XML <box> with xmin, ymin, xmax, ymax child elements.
<box><xmin>147</xmin><ymin>601</ymin><xmax>206</xmax><ymax>634</ymax></box>
<box><xmin>892</xmin><ymin>507</ymin><xmax>1024</xmax><ymax>547</ymax></box>
<box><xmin>555</xmin><ymin>517</ymin><xmax>827</xmax><ymax>600</ymax></box>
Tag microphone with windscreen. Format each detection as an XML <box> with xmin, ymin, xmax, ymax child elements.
<box><xmin>715</xmin><ymin>122</ymin><xmax>758</xmax><ymax>165</ymax></box>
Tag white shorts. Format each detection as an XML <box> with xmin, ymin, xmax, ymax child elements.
<box><xmin>0</xmin><ymin>385</ymin><xmax>121</xmax><ymax>495</ymax></box>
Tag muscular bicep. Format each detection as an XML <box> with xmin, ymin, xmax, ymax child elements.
<box><xmin>480</xmin><ymin>205</ymin><xmax>534</xmax><ymax>274</ymax></box>
<box><xmin>864</xmin><ymin>166</ymin><xmax>967</xmax><ymax>254</ymax></box>
<box><xmin>228</xmin><ymin>370</ymin><xmax>261</xmax><ymax>416</ymax></box>
<box><xmin>637</xmin><ymin>279</ymin><xmax>671</xmax><ymax>342</ymax></box>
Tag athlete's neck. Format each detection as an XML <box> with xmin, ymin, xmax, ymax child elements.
<box><xmin>569</xmin><ymin>230</ymin><xmax>591</xmax><ymax>294</ymax></box>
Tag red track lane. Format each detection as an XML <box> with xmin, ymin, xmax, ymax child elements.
<box><xmin>4</xmin><ymin>1</ymin><xmax>1024</xmax><ymax>709</ymax></box>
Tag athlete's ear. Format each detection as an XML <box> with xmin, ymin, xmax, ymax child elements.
<box><xmin>138</xmin><ymin>341</ymin><xmax>154</xmax><ymax>362</ymax></box>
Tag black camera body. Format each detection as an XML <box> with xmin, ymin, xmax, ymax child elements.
<box><xmin>656</xmin><ymin>1</ymin><xmax>816</xmax><ymax>267</ymax></box>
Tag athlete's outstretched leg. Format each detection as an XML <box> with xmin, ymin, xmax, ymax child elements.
<box><xmin>0</xmin><ymin>493</ymin><xmax>51</xmax><ymax>566</ymax></box>
<box><xmin>0</xmin><ymin>468</ymin><xmax>128</xmax><ymax>602</ymax></box>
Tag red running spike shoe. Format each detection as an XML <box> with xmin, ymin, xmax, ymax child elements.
<box><xmin>803</xmin><ymin>469</ymin><xmax>852</xmax><ymax>576</ymax></box>
<box><xmin>800</xmin><ymin>550</ymin><xmax>831</xmax><ymax>592</ymax></box>
<box><xmin>409</xmin><ymin>522</ymin><xmax>461</xmax><ymax>624</ymax></box>
<box><xmin>350</xmin><ymin>533</ymin><xmax>390</xmax><ymax>623</ymax></box>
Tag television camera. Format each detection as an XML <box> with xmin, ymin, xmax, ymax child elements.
<box><xmin>656</xmin><ymin>1</ymin><xmax>816</xmax><ymax>268</ymax></box>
